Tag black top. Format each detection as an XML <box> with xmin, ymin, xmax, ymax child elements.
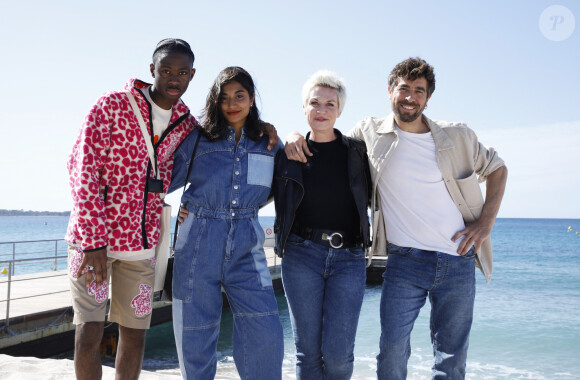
<box><xmin>294</xmin><ymin>137</ymin><xmax>360</xmax><ymax>234</ymax></box>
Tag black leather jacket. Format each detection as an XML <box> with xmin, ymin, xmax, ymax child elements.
<box><xmin>273</xmin><ymin>129</ymin><xmax>372</xmax><ymax>257</ymax></box>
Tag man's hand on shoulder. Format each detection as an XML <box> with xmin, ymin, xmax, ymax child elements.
<box><xmin>284</xmin><ymin>132</ymin><xmax>312</xmax><ymax>163</ymax></box>
<box><xmin>260</xmin><ymin>122</ymin><xmax>279</xmax><ymax>151</ymax></box>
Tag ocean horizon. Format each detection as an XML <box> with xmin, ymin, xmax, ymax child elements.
<box><xmin>2</xmin><ymin>216</ymin><xmax>580</xmax><ymax>378</ymax></box>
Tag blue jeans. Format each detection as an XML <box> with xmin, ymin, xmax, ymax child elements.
<box><xmin>282</xmin><ymin>234</ymin><xmax>367</xmax><ymax>380</ymax></box>
<box><xmin>377</xmin><ymin>244</ymin><xmax>476</xmax><ymax>380</ymax></box>
<box><xmin>172</xmin><ymin>211</ymin><xmax>284</xmax><ymax>380</ymax></box>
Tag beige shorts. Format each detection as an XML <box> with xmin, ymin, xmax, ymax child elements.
<box><xmin>68</xmin><ymin>246</ymin><xmax>155</xmax><ymax>329</ymax></box>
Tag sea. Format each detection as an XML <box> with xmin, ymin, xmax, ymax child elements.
<box><xmin>1</xmin><ymin>216</ymin><xmax>580</xmax><ymax>379</ymax></box>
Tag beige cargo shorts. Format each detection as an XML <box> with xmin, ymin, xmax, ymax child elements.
<box><xmin>68</xmin><ymin>246</ymin><xmax>156</xmax><ymax>329</ymax></box>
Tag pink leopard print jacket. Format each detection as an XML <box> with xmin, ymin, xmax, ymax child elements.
<box><xmin>66</xmin><ymin>79</ymin><xmax>199</xmax><ymax>256</ymax></box>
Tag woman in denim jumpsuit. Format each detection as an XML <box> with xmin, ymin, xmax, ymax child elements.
<box><xmin>169</xmin><ymin>67</ymin><xmax>284</xmax><ymax>379</ymax></box>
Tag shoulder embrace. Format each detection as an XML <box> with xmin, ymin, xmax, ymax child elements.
<box><xmin>255</xmin><ymin>134</ymin><xmax>282</xmax><ymax>155</ymax></box>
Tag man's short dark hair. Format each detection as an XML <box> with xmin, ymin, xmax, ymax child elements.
<box><xmin>388</xmin><ymin>57</ymin><xmax>435</xmax><ymax>97</ymax></box>
<box><xmin>152</xmin><ymin>38</ymin><xmax>195</xmax><ymax>65</ymax></box>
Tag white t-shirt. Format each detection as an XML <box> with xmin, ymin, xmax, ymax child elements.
<box><xmin>379</xmin><ymin>126</ymin><xmax>465</xmax><ymax>256</ymax></box>
<box><xmin>142</xmin><ymin>86</ymin><xmax>172</xmax><ymax>145</ymax></box>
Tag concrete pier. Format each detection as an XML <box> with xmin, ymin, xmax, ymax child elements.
<box><xmin>0</xmin><ymin>248</ymin><xmax>283</xmax><ymax>357</ymax></box>
<box><xmin>1</xmin><ymin>240</ymin><xmax>385</xmax><ymax>358</ymax></box>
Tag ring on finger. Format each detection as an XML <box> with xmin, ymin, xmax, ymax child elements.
<box><xmin>87</xmin><ymin>265</ymin><xmax>94</xmax><ymax>271</ymax></box>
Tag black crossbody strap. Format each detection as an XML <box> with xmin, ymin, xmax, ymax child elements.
<box><xmin>171</xmin><ymin>132</ymin><xmax>202</xmax><ymax>253</ymax></box>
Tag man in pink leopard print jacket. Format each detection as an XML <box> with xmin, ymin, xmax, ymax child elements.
<box><xmin>65</xmin><ymin>39</ymin><xmax>198</xmax><ymax>380</ymax></box>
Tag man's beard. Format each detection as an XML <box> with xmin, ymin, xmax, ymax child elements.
<box><xmin>392</xmin><ymin>100</ymin><xmax>425</xmax><ymax>123</ymax></box>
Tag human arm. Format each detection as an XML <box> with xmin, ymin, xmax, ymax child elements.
<box><xmin>284</xmin><ymin>118</ymin><xmax>365</xmax><ymax>162</ymax></box>
<box><xmin>68</xmin><ymin>97</ymin><xmax>113</xmax><ymax>282</ymax></box>
<box><xmin>167</xmin><ymin>134</ymin><xmax>192</xmax><ymax>194</ymax></box>
<box><xmin>452</xmin><ymin>165</ymin><xmax>508</xmax><ymax>255</ymax></box>
<box><xmin>283</xmin><ymin>131</ymin><xmax>312</xmax><ymax>163</ymax></box>
<box><xmin>76</xmin><ymin>248</ymin><xmax>108</xmax><ymax>289</ymax></box>
<box><xmin>260</xmin><ymin>122</ymin><xmax>279</xmax><ymax>151</ymax></box>
<box><xmin>169</xmin><ymin>139</ymin><xmax>190</xmax><ymax>224</ymax></box>
<box><xmin>177</xmin><ymin>207</ymin><xmax>189</xmax><ymax>224</ymax></box>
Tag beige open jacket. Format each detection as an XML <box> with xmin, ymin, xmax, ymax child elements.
<box><xmin>349</xmin><ymin>114</ymin><xmax>505</xmax><ymax>283</ymax></box>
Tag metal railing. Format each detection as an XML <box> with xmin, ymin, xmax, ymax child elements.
<box><xmin>0</xmin><ymin>232</ymin><xmax>278</xmax><ymax>331</ymax></box>
<box><xmin>0</xmin><ymin>239</ymin><xmax>68</xmax><ymax>275</ymax></box>
<box><xmin>0</xmin><ymin>239</ymin><xmax>69</xmax><ymax>329</ymax></box>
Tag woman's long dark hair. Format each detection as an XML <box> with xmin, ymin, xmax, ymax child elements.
<box><xmin>201</xmin><ymin>66</ymin><xmax>262</xmax><ymax>141</ymax></box>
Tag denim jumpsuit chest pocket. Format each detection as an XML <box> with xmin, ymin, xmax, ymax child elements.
<box><xmin>247</xmin><ymin>153</ymin><xmax>275</xmax><ymax>186</ymax></box>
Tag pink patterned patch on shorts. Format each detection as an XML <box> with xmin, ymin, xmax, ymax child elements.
<box><xmin>69</xmin><ymin>247</ymin><xmax>88</xmax><ymax>278</ymax></box>
<box><xmin>87</xmin><ymin>279</ymin><xmax>109</xmax><ymax>303</ymax></box>
<box><xmin>150</xmin><ymin>256</ymin><xmax>156</xmax><ymax>268</ymax></box>
<box><xmin>130</xmin><ymin>284</ymin><xmax>153</xmax><ymax>317</ymax></box>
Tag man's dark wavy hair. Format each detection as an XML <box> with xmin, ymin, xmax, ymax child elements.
<box><xmin>388</xmin><ymin>57</ymin><xmax>436</xmax><ymax>97</ymax></box>
<box><xmin>201</xmin><ymin>66</ymin><xmax>262</xmax><ymax>141</ymax></box>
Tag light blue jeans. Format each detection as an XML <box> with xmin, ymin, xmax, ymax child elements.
<box><xmin>172</xmin><ymin>210</ymin><xmax>284</xmax><ymax>380</ymax></box>
<box><xmin>282</xmin><ymin>233</ymin><xmax>367</xmax><ymax>380</ymax></box>
<box><xmin>377</xmin><ymin>243</ymin><xmax>476</xmax><ymax>380</ymax></box>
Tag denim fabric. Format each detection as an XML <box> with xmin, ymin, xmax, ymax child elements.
<box><xmin>248</xmin><ymin>153</ymin><xmax>276</xmax><ymax>186</ymax></box>
<box><xmin>170</xmin><ymin>128</ymin><xmax>284</xmax><ymax>379</ymax></box>
<box><xmin>282</xmin><ymin>233</ymin><xmax>366</xmax><ymax>380</ymax></box>
<box><xmin>169</xmin><ymin>128</ymin><xmax>282</xmax><ymax>209</ymax></box>
<box><xmin>377</xmin><ymin>244</ymin><xmax>476</xmax><ymax>380</ymax></box>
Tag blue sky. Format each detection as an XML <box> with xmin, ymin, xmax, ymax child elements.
<box><xmin>0</xmin><ymin>1</ymin><xmax>578</xmax><ymax>218</ymax></box>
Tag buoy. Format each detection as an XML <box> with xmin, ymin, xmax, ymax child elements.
<box><xmin>1</xmin><ymin>268</ymin><xmax>7</xmax><ymax>275</ymax></box>
<box><xmin>568</xmin><ymin>226</ymin><xmax>573</xmax><ymax>232</ymax></box>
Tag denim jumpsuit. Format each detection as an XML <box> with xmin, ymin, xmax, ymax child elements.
<box><xmin>169</xmin><ymin>127</ymin><xmax>284</xmax><ymax>380</ymax></box>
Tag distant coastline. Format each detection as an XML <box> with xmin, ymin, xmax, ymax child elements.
<box><xmin>0</xmin><ymin>209</ymin><xmax>70</xmax><ymax>217</ymax></box>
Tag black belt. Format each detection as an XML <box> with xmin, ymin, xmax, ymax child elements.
<box><xmin>291</xmin><ymin>222</ymin><xmax>362</xmax><ymax>249</ymax></box>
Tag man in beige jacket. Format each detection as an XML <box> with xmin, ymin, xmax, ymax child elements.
<box><xmin>285</xmin><ymin>57</ymin><xmax>507</xmax><ymax>379</ymax></box>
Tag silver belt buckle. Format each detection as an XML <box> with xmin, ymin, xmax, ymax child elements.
<box><xmin>322</xmin><ymin>232</ymin><xmax>343</xmax><ymax>249</ymax></box>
